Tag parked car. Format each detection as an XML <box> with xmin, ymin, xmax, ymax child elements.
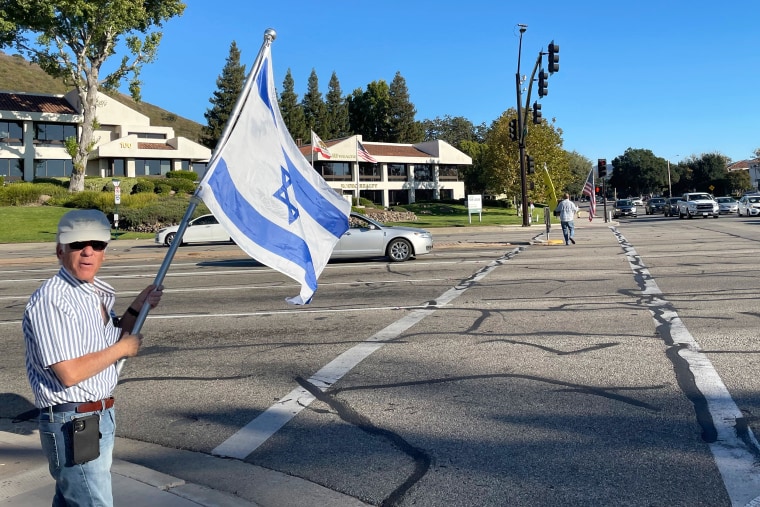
<box><xmin>737</xmin><ymin>195</ymin><xmax>760</xmax><ymax>217</ymax></box>
<box><xmin>715</xmin><ymin>196</ymin><xmax>738</xmax><ymax>214</ymax></box>
<box><xmin>613</xmin><ymin>199</ymin><xmax>637</xmax><ymax>218</ymax></box>
<box><xmin>645</xmin><ymin>197</ymin><xmax>666</xmax><ymax>215</ymax></box>
<box><xmin>630</xmin><ymin>197</ymin><xmax>644</xmax><ymax>206</ymax></box>
<box><xmin>156</xmin><ymin>212</ymin><xmax>433</xmax><ymax>262</ymax></box>
<box><xmin>663</xmin><ymin>197</ymin><xmax>681</xmax><ymax>217</ymax></box>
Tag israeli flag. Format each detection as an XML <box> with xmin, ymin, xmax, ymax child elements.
<box><xmin>198</xmin><ymin>41</ymin><xmax>350</xmax><ymax>305</ymax></box>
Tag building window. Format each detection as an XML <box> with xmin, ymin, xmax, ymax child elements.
<box><xmin>34</xmin><ymin>159</ymin><xmax>73</xmax><ymax>178</ymax></box>
<box><xmin>0</xmin><ymin>158</ymin><xmax>23</xmax><ymax>180</ymax></box>
<box><xmin>359</xmin><ymin>162</ymin><xmax>381</xmax><ymax>181</ymax></box>
<box><xmin>0</xmin><ymin>120</ymin><xmax>23</xmax><ymax>146</ymax></box>
<box><xmin>34</xmin><ymin>122</ymin><xmax>77</xmax><ymax>146</ymax></box>
<box><xmin>415</xmin><ymin>189</ymin><xmax>435</xmax><ymax>201</ymax></box>
<box><xmin>135</xmin><ymin>158</ymin><xmax>170</xmax><ymax>176</ymax></box>
<box><xmin>192</xmin><ymin>161</ymin><xmax>207</xmax><ymax>174</ymax></box>
<box><xmin>439</xmin><ymin>165</ymin><xmax>459</xmax><ymax>181</ymax></box>
<box><xmin>110</xmin><ymin>159</ymin><xmax>125</xmax><ymax>177</ymax></box>
<box><xmin>388</xmin><ymin>163</ymin><xmax>408</xmax><ymax>180</ymax></box>
<box><xmin>389</xmin><ymin>189</ymin><xmax>409</xmax><ymax>205</ymax></box>
<box><xmin>128</xmin><ymin>132</ymin><xmax>167</xmax><ymax>140</ymax></box>
<box><xmin>315</xmin><ymin>161</ymin><xmax>352</xmax><ymax>180</ymax></box>
<box><xmin>414</xmin><ymin>164</ymin><xmax>433</xmax><ymax>182</ymax></box>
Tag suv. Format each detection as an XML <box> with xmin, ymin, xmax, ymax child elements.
<box><xmin>613</xmin><ymin>199</ymin><xmax>637</xmax><ymax>218</ymax></box>
<box><xmin>645</xmin><ymin>197</ymin><xmax>666</xmax><ymax>215</ymax></box>
<box><xmin>677</xmin><ymin>192</ymin><xmax>719</xmax><ymax>219</ymax></box>
<box><xmin>663</xmin><ymin>197</ymin><xmax>680</xmax><ymax>217</ymax></box>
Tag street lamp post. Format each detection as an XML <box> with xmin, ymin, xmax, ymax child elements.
<box><xmin>112</xmin><ymin>179</ymin><xmax>121</xmax><ymax>237</ymax></box>
<box><xmin>516</xmin><ymin>24</ymin><xmax>529</xmax><ymax>226</ymax></box>
<box><xmin>666</xmin><ymin>155</ymin><xmax>679</xmax><ymax>197</ymax></box>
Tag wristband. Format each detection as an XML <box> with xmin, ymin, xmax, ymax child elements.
<box><xmin>126</xmin><ymin>306</ymin><xmax>139</xmax><ymax>317</ymax></box>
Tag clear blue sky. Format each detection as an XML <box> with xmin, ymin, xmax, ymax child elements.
<box><xmin>121</xmin><ymin>0</ymin><xmax>760</xmax><ymax>164</ymax></box>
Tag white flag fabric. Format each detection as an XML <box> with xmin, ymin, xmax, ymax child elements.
<box><xmin>197</xmin><ymin>42</ymin><xmax>350</xmax><ymax>305</ymax></box>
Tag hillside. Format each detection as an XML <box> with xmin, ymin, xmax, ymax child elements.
<box><xmin>0</xmin><ymin>51</ymin><xmax>203</xmax><ymax>142</ymax></box>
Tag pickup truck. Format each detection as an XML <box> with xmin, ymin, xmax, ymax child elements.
<box><xmin>677</xmin><ymin>192</ymin><xmax>719</xmax><ymax>219</ymax></box>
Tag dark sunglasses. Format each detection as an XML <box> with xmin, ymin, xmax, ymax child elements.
<box><xmin>67</xmin><ymin>240</ymin><xmax>108</xmax><ymax>251</ymax></box>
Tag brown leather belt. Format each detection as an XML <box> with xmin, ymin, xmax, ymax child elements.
<box><xmin>48</xmin><ymin>397</ymin><xmax>114</xmax><ymax>413</ymax></box>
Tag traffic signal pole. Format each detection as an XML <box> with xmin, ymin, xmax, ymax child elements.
<box><xmin>514</xmin><ymin>25</ymin><xmax>558</xmax><ymax>227</ymax></box>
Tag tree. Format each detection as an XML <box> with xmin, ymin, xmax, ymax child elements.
<box><xmin>324</xmin><ymin>71</ymin><xmax>349</xmax><ymax>139</ymax></box>
<box><xmin>484</xmin><ymin>108</ymin><xmax>568</xmax><ymax>204</ymax></box>
<box><xmin>609</xmin><ymin>148</ymin><xmax>668</xmax><ymax>197</ymax></box>
<box><xmin>199</xmin><ymin>41</ymin><xmax>245</xmax><ymax>150</ymax></box>
<box><xmin>388</xmin><ymin>71</ymin><xmax>423</xmax><ymax>143</ymax></box>
<box><xmin>0</xmin><ymin>0</ymin><xmax>186</xmax><ymax>191</ymax></box>
<box><xmin>279</xmin><ymin>69</ymin><xmax>307</xmax><ymax>143</ymax></box>
<box><xmin>420</xmin><ymin>115</ymin><xmax>485</xmax><ymax>148</ymax></box>
<box><xmin>302</xmin><ymin>69</ymin><xmax>326</xmax><ymax>138</ymax></box>
<box><xmin>458</xmin><ymin>139</ymin><xmax>489</xmax><ymax>195</ymax></box>
<box><xmin>348</xmin><ymin>80</ymin><xmax>390</xmax><ymax>141</ymax></box>
<box><xmin>565</xmin><ymin>151</ymin><xmax>592</xmax><ymax>197</ymax></box>
<box><xmin>683</xmin><ymin>152</ymin><xmax>730</xmax><ymax>192</ymax></box>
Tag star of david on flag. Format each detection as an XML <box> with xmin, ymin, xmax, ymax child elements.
<box><xmin>197</xmin><ymin>40</ymin><xmax>350</xmax><ymax>304</ymax></box>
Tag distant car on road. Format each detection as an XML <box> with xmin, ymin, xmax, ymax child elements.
<box><xmin>645</xmin><ymin>197</ymin><xmax>666</xmax><ymax>215</ymax></box>
<box><xmin>630</xmin><ymin>197</ymin><xmax>644</xmax><ymax>206</ymax></box>
<box><xmin>715</xmin><ymin>196</ymin><xmax>738</xmax><ymax>215</ymax></box>
<box><xmin>663</xmin><ymin>197</ymin><xmax>681</xmax><ymax>217</ymax></box>
<box><xmin>613</xmin><ymin>199</ymin><xmax>637</xmax><ymax>218</ymax></box>
<box><xmin>737</xmin><ymin>195</ymin><xmax>760</xmax><ymax>216</ymax></box>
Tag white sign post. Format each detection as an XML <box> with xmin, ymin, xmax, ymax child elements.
<box><xmin>112</xmin><ymin>179</ymin><xmax>121</xmax><ymax>234</ymax></box>
<box><xmin>467</xmin><ymin>194</ymin><xmax>482</xmax><ymax>223</ymax></box>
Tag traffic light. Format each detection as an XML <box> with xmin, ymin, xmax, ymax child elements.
<box><xmin>547</xmin><ymin>41</ymin><xmax>559</xmax><ymax>74</ymax></box>
<box><xmin>538</xmin><ymin>69</ymin><xmax>548</xmax><ymax>98</ymax></box>
<box><xmin>509</xmin><ymin>118</ymin><xmax>518</xmax><ymax>141</ymax></box>
<box><xmin>598</xmin><ymin>159</ymin><xmax>607</xmax><ymax>178</ymax></box>
<box><xmin>527</xmin><ymin>155</ymin><xmax>535</xmax><ymax>174</ymax></box>
<box><xmin>532</xmin><ymin>102</ymin><xmax>542</xmax><ymax>124</ymax></box>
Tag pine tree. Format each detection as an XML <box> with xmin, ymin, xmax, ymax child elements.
<box><xmin>325</xmin><ymin>72</ymin><xmax>349</xmax><ymax>139</ymax></box>
<box><xmin>280</xmin><ymin>69</ymin><xmax>308</xmax><ymax>143</ymax></box>
<box><xmin>302</xmin><ymin>69</ymin><xmax>327</xmax><ymax>137</ymax></box>
<box><xmin>389</xmin><ymin>71</ymin><xmax>423</xmax><ymax>143</ymax></box>
<box><xmin>199</xmin><ymin>41</ymin><xmax>246</xmax><ymax>150</ymax></box>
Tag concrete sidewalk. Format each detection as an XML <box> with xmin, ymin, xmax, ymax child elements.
<box><xmin>1</xmin><ymin>420</ymin><xmax>370</xmax><ymax>506</ymax></box>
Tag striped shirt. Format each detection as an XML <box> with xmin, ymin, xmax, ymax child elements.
<box><xmin>23</xmin><ymin>267</ymin><xmax>122</xmax><ymax>408</ymax></box>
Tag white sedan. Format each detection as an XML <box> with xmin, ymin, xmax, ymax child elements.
<box><xmin>155</xmin><ymin>212</ymin><xmax>433</xmax><ymax>262</ymax></box>
<box><xmin>737</xmin><ymin>195</ymin><xmax>760</xmax><ymax>216</ymax></box>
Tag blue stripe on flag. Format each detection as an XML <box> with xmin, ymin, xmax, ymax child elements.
<box><xmin>280</xmin><ymin>148</ymin><xmax>349</xmax><ymax>239</ymax></box>
<box><xmin>207</xmin><ymin>157</ymin><xmax>318</xmax><ymax>294</ymax></box>
<box><xmin>257</xmin><ymin>57</ymin><xmax>277</xmax><ymax>124</ymax></box>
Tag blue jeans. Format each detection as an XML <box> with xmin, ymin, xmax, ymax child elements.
<box><xmin>39</xmin><ymin>407</ymin><xmax>115</xmax><ymax>507</ymax></box>
<box><xmin>561</xmin><ymin>220</ymin><xmax>575</xmax><ymax>244</ymax></box>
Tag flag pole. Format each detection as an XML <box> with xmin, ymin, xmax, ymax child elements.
<box><xmin>116</xmin><ymin>28</ymin><xmax>277</xmax><ymax>376</ymax></box>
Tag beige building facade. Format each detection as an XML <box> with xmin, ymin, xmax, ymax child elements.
<box><xmin>300</xmin><ymin>135</ymin><xmax>471</xmax><ymax>207</ymax></box>
<box><xmin>0</xmin><ymin>90</ymin><xmax>210</xmax><ymax>182</ymax></box>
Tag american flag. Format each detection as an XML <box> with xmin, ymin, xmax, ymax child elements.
<box><xmin>357</xmin><ymin>140</ymin><xmax>377</xmax><ymax>163</ymax></box>
<box><xmin>581</xmin><ymin>167</ymin><xmax>596</xmax><ymax>221</ymax></box>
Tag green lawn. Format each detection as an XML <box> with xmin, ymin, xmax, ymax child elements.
<box><xmin>0</xmin><ymin>204</ymin><xmax>552</xmax><ymax>243</ymax></box>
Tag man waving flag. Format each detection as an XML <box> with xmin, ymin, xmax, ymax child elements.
<box><xmin>197</xmin><ymin>31</ymin><xmax>350</xmax><ymax>304</ymax></box>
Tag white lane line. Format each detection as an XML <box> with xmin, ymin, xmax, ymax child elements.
<box><xmin>211</xmin><ymin>247</ymin><xmax>523</xmax><ymax>459</ymax></box>
<box><xmin>613</xmin><ymin>228</ymin><xmax>760</xmax><ymax>507</ymax></box>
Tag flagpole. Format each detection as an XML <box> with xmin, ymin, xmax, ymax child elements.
<box><xmin>355</xmin><ymin>137</ymin><xmax>359</xmax><ymax>203</ymax></box>
<box><xmin>116</xmin><ymin>28</ymin><xmax>277</xmax><ymax>376</ymax></box>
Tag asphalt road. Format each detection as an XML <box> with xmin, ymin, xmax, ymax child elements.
<box><xmin>2</xmin><ymin>212</ymin><xmax>760</xmax><ymax>506</ymax></box>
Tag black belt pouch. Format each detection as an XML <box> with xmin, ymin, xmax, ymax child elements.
<box><xmin>70</xmin><ymin>414</ymin><xmax>100</xmax><ymax>464</ymax></box>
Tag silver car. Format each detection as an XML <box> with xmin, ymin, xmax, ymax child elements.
<box><xmin>156</xmin><ymin>212</ymin><xmax>433</xmax><ymax>262</ymax></box>
<box><xmin>715</xmin><ymin>196</ymin><xmax>738</xmax><ymax>214</ymax></box>
<box><xmin>737</xmin><ymin>195</ymin><xmax>760</xmax><ymax>216</ymax></box>
<box><xmin>332</xmin><ymin>212</ymin><xmax>433</xmax><ymax>262</ymax></box>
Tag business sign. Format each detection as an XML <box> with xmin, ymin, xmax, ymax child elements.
<box><xmin>467</xmin><ymin>194</ymin><xmax>482</xmax><ymax>223</ymax></box>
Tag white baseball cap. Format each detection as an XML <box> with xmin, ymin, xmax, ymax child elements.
<box><xmin>57</xmin><ymin>209</ymin><xmax>111</xmax><ymax>244</ymax></box>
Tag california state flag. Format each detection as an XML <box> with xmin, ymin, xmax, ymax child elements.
<box><xmin>311</xmin><ymin>131</ymin><xmax>331</xmax><ymax>159</ymax></box>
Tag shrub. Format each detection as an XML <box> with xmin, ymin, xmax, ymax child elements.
<box><xmin>60</xmin><ymin>190</ymin><xmax>114</xmax><ymax>212</ymax></box>
<box><xmin>165</xmin><ymin>170</ymin><xmax>198</xmax><ymax>182</ymax></box>
<box><xmin>132</xmin><ymin>179</ymin><xmax>155</xmax><ymax>194</ymax></box>
<box><xmin>165</xmin><ymin>177</ymin><xmax>196</xmax><ymax>194</ymax></box>
<box><xmin>154</xmin><ymin>182</ymin><xmax>172</xmax><ymax>194</ymax></box>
